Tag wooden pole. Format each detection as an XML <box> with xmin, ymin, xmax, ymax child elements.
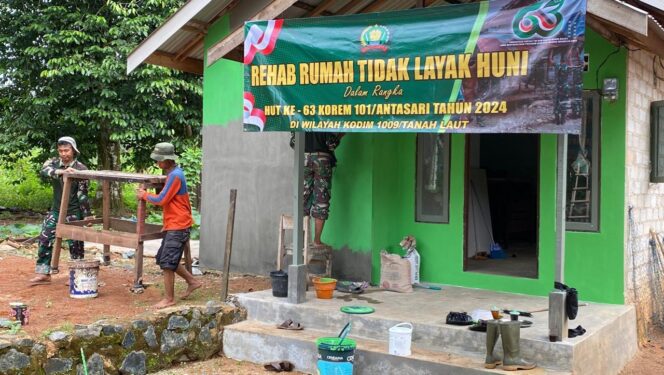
<box><xmin>51</xmin><ymin>175</ymin><xmax>73</xmax><ymax>273</ymax></box>
<box><xmin>220</xmin><ymin>189</ymin><xmax>237</xmax><ymax>301</ymax></box>
<box><xmin>102</xmin><ymin>180</ymin><xmax>111</xmax><ymax>265</ymax></box>
<box><xmin>133</xmin><ymin>183</ymin><xmax>146</xmax><ymax>292</ymax></box>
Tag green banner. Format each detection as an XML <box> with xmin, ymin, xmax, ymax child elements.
<box><xmin>243</xmin><ymin>0</ymin><xmax>586</xmax><ymax>133</ymax></box>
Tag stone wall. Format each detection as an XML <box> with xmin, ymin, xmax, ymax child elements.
<box><xmin>0</xmin><ymin>301</ymin><xmax>245</xmax><ymax>375</ymax></box>
<box><xmin>625</xmin><ymin>47</ymin><xmax>664</xmax><ymax>342</ymax></box>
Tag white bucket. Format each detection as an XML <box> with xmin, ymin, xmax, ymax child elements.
<box><xmin>68</xmin><ymin>260</ymin><xmax>100</xmax><ymax>299</ymax></box>
<box><xmin>389</xmin><ymin>322</ymin><xmax>413</xmax><ymax>356</ymax></box>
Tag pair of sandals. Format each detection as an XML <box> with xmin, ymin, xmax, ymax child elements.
<box><xmin>264</xmin><ymin>361</ymin><xmax>294</xmax><ymax>372</ymax></box>
<box><xmin>276</xmin><ymin>319</ymin><xmax>304</xmax><ymax>330</ymax></box>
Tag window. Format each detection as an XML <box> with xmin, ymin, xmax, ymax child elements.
<box><xmin>416</xmin><ymin>134</ymin><xmax>451</xmax><ymax>223</ymax></box>
<box><xmin>650</xmin><ymin>100</ymin><xmax>664</xmax><ymax>183</ymax></box>
<box><xmin>566</xmin><ymin>91</ymin><xmax>600</xmax><ymax>231</ymax></box>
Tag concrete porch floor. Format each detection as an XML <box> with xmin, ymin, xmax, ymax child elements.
<box><xmin>224</xmin><ymin>285</ymin><xmax>637</xmax><ymax>374</ymax></box>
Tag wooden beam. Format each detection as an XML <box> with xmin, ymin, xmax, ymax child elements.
<box><xmin>587</xmin><ymin>0</ymin><xmax>648</xmax><ymax>36</ymax></box>
<box><xmin>175</xmin><ymin>33</ymin><xmax>205</xmax><ymax>61</ymax></box>
<box><xmin>359</xmin><ymin>0</ymin><xmax>387</xmax><ymax>14</ymax></box>
<box><xmin>207</xmin><ymin>0</ymin><xmax>298</xmax><ymax>67</ymax></box>
<box><xmin>308</xmin><ymin>0</ymin><xmax>336</xmax><ymax>17</ymax></box>
<box><xmin>336</xmin><ymin>0</ymin><xmax>365</xmax><ymax>15</ymax></box>
<box><xmin>146</xmin><ymin>51</ymin><xmax>203</xmax><ymax>75</ymax></box>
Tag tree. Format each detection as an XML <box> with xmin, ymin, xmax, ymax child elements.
<box><xmin>0</xmin><ymin>0</ymin><xmax>202</xmax><ymax>172</ymax></box>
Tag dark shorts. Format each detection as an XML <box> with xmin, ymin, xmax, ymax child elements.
<box><xmin>156</xmin><ymin>229</ymin><xmax>190</xmax><ymax>271</ymax></box>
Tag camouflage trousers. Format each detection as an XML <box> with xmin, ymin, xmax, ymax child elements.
<box><xmin>303</xmin><ymin>153</ymin><xmax>333</xmax><ymax>220</ymax></box>
<box><xmin>35</xmin><ymin>211</ymin><xmax>84</xmax><ymax>274</ymax></box>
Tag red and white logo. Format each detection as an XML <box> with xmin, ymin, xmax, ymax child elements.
<box><xmin>243</xmin><ymin>92</ymin><xmax>266</xmax><ymax>131</ymax></box>
<box><xmin>244</xmin><ymin>19</ymin><xmax>284</xmax><ymax>65</ymax></box>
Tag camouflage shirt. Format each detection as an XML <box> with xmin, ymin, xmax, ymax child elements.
<box><xmin>40</xmin><ymin>158</ymin><xmax>91</xmax><ymax>217</ymax></box>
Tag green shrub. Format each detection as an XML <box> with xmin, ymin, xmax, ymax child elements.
<box><xmin>0</xmin><ymin>150</ymin><xmax>51</xmax><ymax>211</ymax></box>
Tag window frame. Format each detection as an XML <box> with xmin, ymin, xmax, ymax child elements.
<box><xmin>566</xmin><ymin>90</ymin><xmax>601</xmax><ymax>232</ymax></box>
<box><xmin>650</xmin><ymin>100</ymin><xmax>664</xmax><ymax>183</ymax></box>
<box><xmin>415</xmin><ymin>133</ymin><xmax>451</xmax><ymax>223</ymax></box>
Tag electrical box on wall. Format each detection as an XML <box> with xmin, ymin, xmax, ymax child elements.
<box><xmin>602</xmin><ymin>78</ymin><xmax>618</xmax><ymax>101</ymax></box>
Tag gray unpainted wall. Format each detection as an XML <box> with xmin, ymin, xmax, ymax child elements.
<box><xmin>200</xmin><ymin>123</ymin><xmax>292</xmax><ymax>275</ymax></box>
<box><xmin>199</xmin><ymin>124</ymin><xmax>373</xmax><ymax>282</ymax></box>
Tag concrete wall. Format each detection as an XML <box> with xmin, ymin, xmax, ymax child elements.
<box><xmin>200</xmin><ymin>123</ymin><xmax>293</xmax><ymax>275</ymax></box>
<box><xmin>624</xmin><ymin>47</ymin><xmax>664</xmax><ymax>342</ymax></box>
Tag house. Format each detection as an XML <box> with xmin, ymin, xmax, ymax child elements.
<box><xmin>128</xmin><ymin>0</ymin><xmax>664</xmax><ymax>343</ymax></box>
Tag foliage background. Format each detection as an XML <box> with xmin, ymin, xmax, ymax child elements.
<box><xmin>0</xmin><ymin>0</ymin><xmax>203</xmax><ymax>212</ymax></box>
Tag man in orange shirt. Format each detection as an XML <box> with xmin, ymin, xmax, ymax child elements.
<box><xmin>137</xmin><ymin>142</ymin><xmax>201</xmax><ymax>309</ymax></box>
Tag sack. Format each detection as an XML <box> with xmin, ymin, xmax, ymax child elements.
<box><xmin>403</xmin><ymin>248</ymin><xmax>420</xmax><ymax>285</ymax></box>
<box><xmin>380</xmin><ymin>251</ymin><xmax>412</xmax><ymax>293</ymax></box>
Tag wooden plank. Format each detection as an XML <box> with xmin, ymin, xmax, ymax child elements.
<box><xmin>220</xmin><ymin>189</ymin><xmax>237</xmax><ymax>301</ymax></box>
<box><xmin>135</xmin><ymin>183</ymin><xmax>147</xmax><ymax>290</ymax></box>
<box><xmin>63</xmin><ymin>170</ymin><xmax>167</xmax><ymax>184</ymax></box>
<box><xmin>56</xmin><ymin>224</ymin><xmax>139</xmax><ymax>249</ymax></box>
<box><xmin>64</xmin><ymin>218</ymin><xmax>103</xmax><ymax>227</ymax></box>
<box><xmin>206</xmin><ymin>0</ymin><xmax>298</xmax><ymax>66</ymax></box>
<box><xmin>587</xmin><ymin>0</ymin><xmax>648</xmax><ymax>36</ymax></box>
<box><xmin>109</xmin><ymin>218</ymin><xmax>162</xmax><ymax>234</ymax></box>
<box><xmin>102</xmin><ymin>180</ymin><xmax>111</xmax><ymax>265</ymax></box>
<box><xmin>51</xmin><ymin>175</ymin><xmax>73</xmax><ymax>273</ymax></box>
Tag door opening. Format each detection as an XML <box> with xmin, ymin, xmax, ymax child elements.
<box><xmin>465</xmin><ymin>134</ymin><xmax>539</xmax><ymax>278</ymax></box>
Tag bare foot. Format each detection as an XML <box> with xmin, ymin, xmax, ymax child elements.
<box><xmin>153</xmin><ymin>299</ymin><xmax>176</xmax><ymax>309</ymax></box>
<box><xmin>181</xmin><ymin>281</ymin><xmax>203</xmax><ymax>299</ymax></box>
<box><xmin>28</xmin><ymin>274</ymin><xmax>51</xmax><ymax>286</ymax></box>
<box><xmin>312</xmin><ymin>241</ymin><xmax>330</xmax><ymax>248</ymax></box>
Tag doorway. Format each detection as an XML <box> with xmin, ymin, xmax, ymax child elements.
<box><xmin>464</xmin><ymin>134</ymin><xmax>539</xmax><ymax>278</ymax></box>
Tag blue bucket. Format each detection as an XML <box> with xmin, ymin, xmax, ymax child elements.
<box><xmin>316</xmin><ymin>336</ymin><xmax>356</xmax><ymax>375</ymax></box>
<box><xmin>68</xmin><ymin>260</ymin><xmax>100</xmax><ymax>299</ymax></box>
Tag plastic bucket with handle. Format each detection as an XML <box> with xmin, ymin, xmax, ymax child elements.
<box><xmin>389</xmin><ymin>322</ymin><xmax>413</xmax><ymax>356</ymax></box>
<box><xmin>68</xmin><ymin>260</ymin><xmax>100</xmax><ymax>299</ymax></box>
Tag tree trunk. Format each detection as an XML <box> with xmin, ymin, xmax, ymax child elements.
<box><xmin>97</xmin><ymin>124</ymin><xmax>124</xmax><ymax>215</ymax></box>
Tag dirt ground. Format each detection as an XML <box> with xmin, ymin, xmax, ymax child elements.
<box><xmin>153</xmin><ymin>356</ymin><xmax>305</xmax><ymax>375</ymax></box>
<box><xmin>620</xmin><ymin>326</ymin><xmax>664</xmax><ymax>374</ymax></box>
<box><xmin>0</xmin><ymin>244</ymin><xmax>270</xmax><ymax>337</ymax></box>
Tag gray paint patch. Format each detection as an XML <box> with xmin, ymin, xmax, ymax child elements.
<box><xmin>331</xmin><ymin>246</ymin><xmax>373</xmax><ymax>282</ymax></box>
<box><xmin>200</xmin><ymin>124</ymin><xmax>293</xmax><ymax>275</ymax></box>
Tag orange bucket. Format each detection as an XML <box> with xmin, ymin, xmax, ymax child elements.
<box><xmin>313</xmin><ymin>277</ymin><xmax>337</xmax><ymax>299</ymax></box>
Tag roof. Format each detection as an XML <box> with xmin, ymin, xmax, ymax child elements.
<box><xmin>127</xmin><ymin>0</ymin><xmax>664</xmax><ymax>75</ymax></box>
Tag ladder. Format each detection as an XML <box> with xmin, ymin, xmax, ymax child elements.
<box><xmin>568</xmin><ymin>171</ymin><xmax>590</xmax><ymax>219</ymax></box>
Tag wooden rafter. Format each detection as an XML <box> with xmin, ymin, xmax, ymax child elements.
<box><xmin>359</xmin><ymin>0</ymin><xmax>389</xmax><ymax>14</ymax></box>
<box><xmin>308</xmin><ymin>0</ymin><xmax>336</xmax><ymax>17</ymax></box>
<box><xmin>175</xmin><ymin>33</ymin><xmax>205</xmax><ymax>62</ymax></box>
<box><xmin>145</xmin><ymin>51</ymin><xmax>203</xmax><ymax>75</ymax></box>
<box><xmin>336</xmin><ymin>0</ymin><xmax>366</xmax><ymax>15</ymax></box>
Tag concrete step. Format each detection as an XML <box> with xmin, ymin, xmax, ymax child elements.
<box><xmin>235</xmin><ymin>289</ymin><xmax>637</xmax><ymax>375</ymax></box>
<box><xmin>223</xmin><ymin>320</ymin><xmax>570</xmax><ymax>375</ymax></box>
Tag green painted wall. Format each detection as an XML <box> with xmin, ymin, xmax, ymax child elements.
<box><xmin>203</xmin><ymin>17</ymin><xmax>243</xmax><ymax>127</ymax></box>
<box><xmin>200</xmin><ymin>18</ymin><xmax>627</xmax><ymax>303</ymax></box>
<box><xmin>325</xmin><ymin>29</ymin><xmax>627</xmax><ymax>304</ymax></box>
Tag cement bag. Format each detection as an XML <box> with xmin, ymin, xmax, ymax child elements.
<box><xmin>404</xmin><ymin>248</ymin><xmax>420</xmax><ymax>285</ymax></box>
<box><xmin>380</xmin><ymin>250</ymin><xmax>412</xmax><ymax>293</ymax></box>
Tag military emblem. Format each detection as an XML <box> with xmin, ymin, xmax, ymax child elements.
<box><xmin>360</xmin><ymin>25</ymin><xmax>390</xmax><ymax>53</ymax></box>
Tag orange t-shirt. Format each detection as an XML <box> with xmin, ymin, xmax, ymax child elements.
<box><xmin>140</xmin><ymin>166</ymin><xmax>193</xmax><ymax>231</ymax></box>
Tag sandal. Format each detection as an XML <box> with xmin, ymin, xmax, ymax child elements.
<box><xmin>276</xmin><ymin>319</ymin><xmax>304</xmax><ymax>330</ymax></box>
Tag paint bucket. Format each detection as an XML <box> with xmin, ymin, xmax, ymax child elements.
<box><xmin>316</xmin><ymin>336</ymin><xmax>356</xmax><ymax>375</ymax></box>
<box><xmin>270</xmin><ymin>270</ymin><xmax>288</xmax><ymax>297</ymax></box>
<box><xmin>68</xmin><ymin>260</ymin><xmax>100</xmax><ymax>299</ymax></box>
<box><xmin>389</xmin><ymin>322</ymin><xmax>413</xmax><ymax>356</ymax></box>
<box><xmin>9</xmin><ymin>302</ymin><xmax>29</xmax><ymax>325</ymax></box>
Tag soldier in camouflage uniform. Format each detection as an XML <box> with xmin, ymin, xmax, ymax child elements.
<box><xmin>29</xmin><ymin>137</ymin><xmax>91</xmax><ymax>285</ymax></box>
<box><xmin>291</xmin><ymin>132</ymin><xmax>344</xmax><ymax>246</ymax></box>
